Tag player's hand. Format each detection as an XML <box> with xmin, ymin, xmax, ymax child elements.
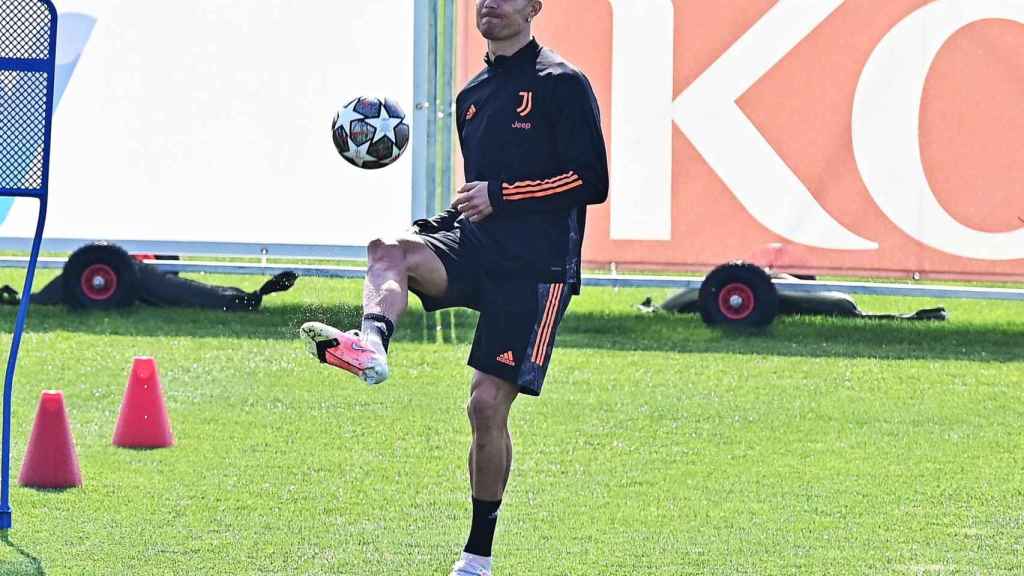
<box><xmin>452</xmin><ymin>181</ymin><xmax>493</xmax><ymax>223</ymax></box>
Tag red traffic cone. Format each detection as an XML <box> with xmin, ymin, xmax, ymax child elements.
<box><xmin>19</xmin><ymin>391</ymin><xmax>82</xmax><ymax>489</ymax></box>
<box><xmin>113</xmin><ymin>357</ymin><xmax>174</xmax><ymax>448</ymax></box>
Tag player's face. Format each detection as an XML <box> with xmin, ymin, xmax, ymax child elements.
<box><xmin>476</xmin><ymin>0</ymin><xmax>538</xmax><ymax>41</ymax></box>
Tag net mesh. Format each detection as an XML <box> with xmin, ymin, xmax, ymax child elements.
<box><xmin>0</xmin><ymin>72</ymin><xmax>47</xmax><ymax>190</ymax></box>
<box><xmin>0</xmin><ymin>0</ymin><xmax>53</xmax><ymax>192</ymax></box>
<box><xmin>0</xmin><ymin>0</ymin><xmax>52</xmax><ymax>60</ymax></box>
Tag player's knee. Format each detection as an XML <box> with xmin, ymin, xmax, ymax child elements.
<box><xmin>468</xmin><ymin>394</ymin><xmax>505</xmax><ymax>435</ymax></box>
<box><xmin>467</xmin><ymin>378</ymin><xmax>514</xmax><ymax>432</ymax></box>
<box><xmin>398</xmin><ymin>239</ymin><xmax>426</xmax><ymax>270</ymax></box>
<box><xmin>367</xmin><ymin>237</ymin><xmax>406</xmax><ymax>270</ymax></box>
<box><xmin>399</xmin><ymin>238</ymin><xmax>443</xmax><ymax>290</ymax></box>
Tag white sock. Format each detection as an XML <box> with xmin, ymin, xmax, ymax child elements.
<box><xmin>459</xmin><ymin>551</ymin><xmax>493</xmax><ymax>571</ymax></box>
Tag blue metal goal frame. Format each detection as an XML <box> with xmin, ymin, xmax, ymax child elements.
<box><xmin>0</xmin><ymin>0</ymin><xmax>58</xmax><ymax>530</ymax></box>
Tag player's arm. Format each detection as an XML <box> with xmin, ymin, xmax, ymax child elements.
<box><xmin>487</xmin><ymin>73</ymin><xmax>609</xmax><ymax>215</ymax></box>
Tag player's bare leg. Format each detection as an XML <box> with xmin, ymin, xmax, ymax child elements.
<box><xmin>359</xmin><ymin>236</ymin><xmax>447</xmax><ymax>354</ymax></box>
<box><xmin>454</xmin><ymin>371</ymin><xmax>518</xmax><ymax>575</ymax></box>
<box><xmin>468</xmin><ymin>371</ymin><xmax>518</xmax><ymax>499</ymax></box>
<box><xmin>301</xmin><ymin>235</ymin><xmax>447</xmax><ymax>384</ymax></box>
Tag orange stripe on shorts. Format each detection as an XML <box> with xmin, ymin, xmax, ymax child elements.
<box><xmin>533</xmin><ymin>283</ymin><xmax>564</xmax><ymax>365</ymax></box>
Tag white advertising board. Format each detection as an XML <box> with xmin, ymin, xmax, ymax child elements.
<box><xmin>1</xmin><ymin>0</ymin><xmax>416</xmax><ymax>256</ymax></box>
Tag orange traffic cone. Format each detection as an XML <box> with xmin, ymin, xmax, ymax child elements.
<box><xmin>19</xmin><ymin>391</ymin><xmax>82</xmax><ymax>489</ymax></box>
<box><xmin>112</xmin><ymin>357</ymin><xmax>174</xmax><ymax>448</ymax></box>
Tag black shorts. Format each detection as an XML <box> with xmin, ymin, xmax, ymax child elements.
<box><xmin>410</xmin><ymin>229</ymin><xmax>572</xmax><ymax>397</ymax></box>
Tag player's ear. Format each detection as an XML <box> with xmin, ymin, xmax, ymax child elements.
<box><xmin>529</xmin><ymin>0</ymin><xmax>542</xmax><ymax>21</ymax></box>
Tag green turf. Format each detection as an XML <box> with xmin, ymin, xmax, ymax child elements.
<box><xmin>0</xmin><ymin>270</ymin><xmax>1020</xmax><ymax>575</ymax></box>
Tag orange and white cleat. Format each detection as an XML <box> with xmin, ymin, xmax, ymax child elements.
<box><xmin>300</xmin><ymin>321</ymin><xmax>389</xmax><ymax>385</ymax></box>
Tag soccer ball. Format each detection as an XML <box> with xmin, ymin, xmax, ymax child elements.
<box><xmin>331</xmin><ymin>96</ymin><xmax>410</xmax><ymax>169</ymax></box>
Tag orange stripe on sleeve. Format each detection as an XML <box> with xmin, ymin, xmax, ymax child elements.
<box><xmin>503</xmin><ymin>174</ymin><xmax>579</xmax><ymax>196</ymax></box>
<box><xmin>503</xmin><ymin>171</ymin><xmax>576</xmax><ymax>191</ymax></box>
<box><xmin>505</xmin><ymin>179</ymin><xmax>584</xmax><ymax>201</ymax></box>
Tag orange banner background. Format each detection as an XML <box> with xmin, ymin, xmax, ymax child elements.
<box><xmin>457</xmin><ymin>0</ymin><xmax>1024</xmax><ymax>280</ymax></box>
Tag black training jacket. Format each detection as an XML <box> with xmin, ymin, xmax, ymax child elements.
<box><xmin>419</xmin><ymin>39</ymin><xmax>609</xmax><ymax>294</ymax></box>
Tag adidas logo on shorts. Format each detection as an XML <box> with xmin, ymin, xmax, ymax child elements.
<box><xmin>496</xmin><ymin>351</ymin><xmax>516</xmax><ymax>367</ymax></box>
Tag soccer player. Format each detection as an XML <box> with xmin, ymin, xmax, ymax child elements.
<box><xmin>300</xmin><ymin>0</ymin><xmax>608</xmax><ymax>573</ymax></box>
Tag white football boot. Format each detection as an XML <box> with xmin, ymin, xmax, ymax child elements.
<box><xmin>450</xmin><ymin>553</ymin><xmax>493</xmax><ymax>576</ymax></box>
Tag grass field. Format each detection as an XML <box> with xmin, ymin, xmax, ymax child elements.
<box><xmin>0</xmin><ymin>269</ymin><xmax>1020</xmax><ymax>575</ymax></box>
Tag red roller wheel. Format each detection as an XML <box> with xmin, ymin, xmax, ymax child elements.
<box><xmin>62</xmin><ymin>243</ymin><xmax>140</xmax><ymax>309</ymax></box>
<box><xmin>80</xmin><ymin>264</ymin><xmax>118</xmax><ymax>301</ymax></box>
<box><xmin>699</xmin><ymin>262</ymin><xmax>779</xmax><ymax>327</ymax></box>
<box><xmin>717</xmin><ymin>283</ymin><xmax>756</xmax><ymax>321</ymax></box>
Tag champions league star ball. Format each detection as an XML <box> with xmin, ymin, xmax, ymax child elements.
<box><xmin>332</xmin><ymin>96</ymin><xmax>411</xmax><ymax>169</ymax></box>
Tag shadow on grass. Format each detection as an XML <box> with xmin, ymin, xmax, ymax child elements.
<box><xmin>3</xmin><ymin>302</ymin><xmax>1023</xmax><ymax>363</ymax></box>
<box><xmin>23</xmin><ymin>488</ymin><xmax>73</xmax><ymax>494</ymax></box>
<box><xmin>0</xmin><ymin>532</ymin><xmax>44</xmax><ymax>576</ymax></box>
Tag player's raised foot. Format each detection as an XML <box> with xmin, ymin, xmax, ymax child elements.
<box><xmin>299</xmin><ymin>321</ymin><xmax>389</xmax><ymax>385</ymax></box>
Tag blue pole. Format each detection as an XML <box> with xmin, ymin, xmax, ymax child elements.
<box><xmin>0</xmin><ymin>0</ymin><xmax>58</xmax><ymax>530</ymax></box>
<box><xmin>0</xmin><ymin>196</ymin><xmax>47</xmax><ymax>530</ymax></box>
